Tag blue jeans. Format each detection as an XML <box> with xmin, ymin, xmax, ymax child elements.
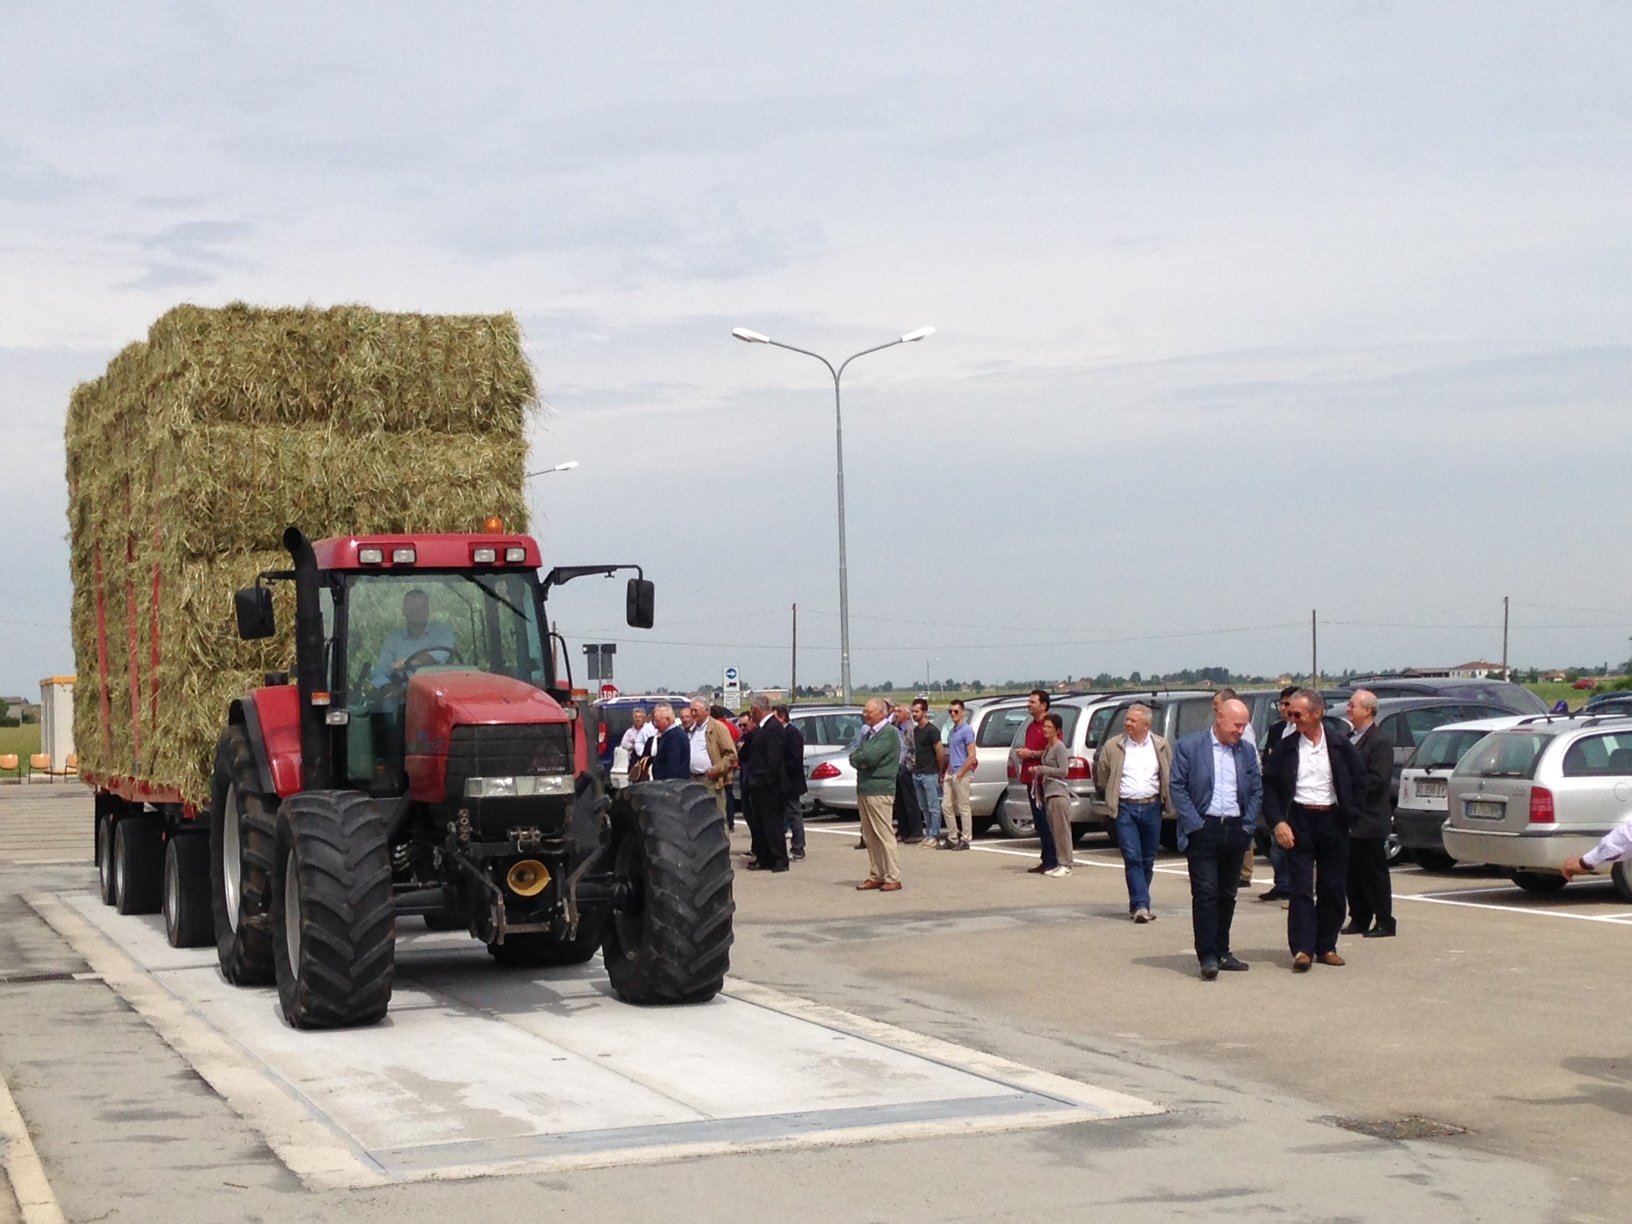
<box><xmin>1115</xmin><ymin>800</ymin><xmax>1162</xmax><ymax>912</ymax></box>
<box><xmin>1029</xmin><ymin>789</ymin><xmax>1058</xmax><ymax>868</ymax></box>
<box><xmin>912</xmin><ymin>773</ymin><xmax>943</xmax><ymax>840</ymax></box>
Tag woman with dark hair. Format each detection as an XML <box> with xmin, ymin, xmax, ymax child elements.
<box><xmin>1031</xmin><ymin>712</ymin><xmax>1074</xmax><ymax>877</ymax></box>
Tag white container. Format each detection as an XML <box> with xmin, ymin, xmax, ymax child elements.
<box><xmin>39</xmin><ymin>676</ymin><xmax>76</xmax><ymax>772</ymax></box>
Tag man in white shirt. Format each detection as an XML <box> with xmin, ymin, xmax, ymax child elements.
<box><xmin>369</xmin><ymin>589</ymin><xmax>457</xmax><ymax>693</ymax></box>
<box><xmin>1097</xmin><ymin>703</ymin><xmax>1173</xmax><ymax>923</ymax></box>
<box><xmin>619</xmin><ymin>708</ymin><xmax>658</xmax><ymax>765</ymax></box>
<box><xmin>1266</xmin><ymin>688</ymin><xmax>1366</xmax><ymax>972</ymax></box>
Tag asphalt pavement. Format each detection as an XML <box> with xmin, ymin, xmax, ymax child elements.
<box><xmin>1</xmin><ymin>788</ymin><xmax>1626</xmax><ymax>1223</ymax></box>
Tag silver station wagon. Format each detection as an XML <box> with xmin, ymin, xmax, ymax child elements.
<box><xmin>1442</xmin><ymin>714</ymin><xmax>1632</xmax><ymax>898</ymax></box>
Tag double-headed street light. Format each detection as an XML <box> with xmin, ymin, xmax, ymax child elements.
<box><xmin>731</xmin><ymin>325</ymin><xmax>935</xmax><ymax>704</ymax></box>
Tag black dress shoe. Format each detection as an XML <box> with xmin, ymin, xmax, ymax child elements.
<box><xmin>1363</xmin><ymin>924</ymin><xmax>1397</xmax><ymax>938</ymax></box>
<box><xmin>1199</xmin><ymin>959</ymin><xmax>1220</xmax><ymax>981</ymax></box>
<box><xmin>1340</xmin><ymin>922</ymin><xmax>1368</xmax><ymax>936</ymax></box>
<box><xmin>1258</xmin><ymin>887</ymin><xmax>1287</xmax><ymax>902</ymax></box>
<box><xmin>1218</xmin><ymin>954</ymin><xmax>1250</xmax><ymax>972</ymax></box>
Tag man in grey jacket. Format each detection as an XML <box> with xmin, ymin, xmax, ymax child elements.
<box><xmin>1097</xmin><ymin>703</ymin><xmax>1173</xmax><ymax>922</ymax></box>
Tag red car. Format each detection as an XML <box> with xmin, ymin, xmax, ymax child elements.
<box><xmin>1572</xmin><ymin>677</ymin><xmax>1599</xmax><ymax>690</ymax></box>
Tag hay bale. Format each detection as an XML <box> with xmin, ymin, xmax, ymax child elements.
<box><xmin>65</xmin><ymin>303</ymin><xmax>537</xmax><ymax>803</ymax></box>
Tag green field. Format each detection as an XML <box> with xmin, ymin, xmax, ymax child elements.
<box><xmin>0</xmin><ymin>724</ymin><xmax>42</xmax><ymax>758</ymax></box>
<box><xmin>1525</xmin><ymin>680</ymin><xmax>1631</xmax><ymax>711</ymax></box>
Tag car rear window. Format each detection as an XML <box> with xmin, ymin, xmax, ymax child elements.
<box><xmin>1561</xmin><ymin>733</ymin><xmax>1632</xmax><ymax>777</ymax></box>
<box><xmin>978</xmin><ymin>707</ymin><xmax>1031</xmax><ymax>749</ymax></box>
<box><xmin>1172</xmin><ymin>698</ymin><xmax>1213</xmax><ymax>738</ymax></box>
<box><xmin>1410</xmin><ymin>728</ymin><xmax>1489</xmax><ymax>771</ymax></box>
<box><xmin>1453</xmin><ymin>731</ymin><xmax>1551</xmax><ymax>780</ymax></box>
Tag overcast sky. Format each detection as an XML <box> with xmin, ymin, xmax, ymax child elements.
<box><xmin>3</xmin><ymin>3</ymin><xmax>1630</xmax><ymax>701</ymax></box>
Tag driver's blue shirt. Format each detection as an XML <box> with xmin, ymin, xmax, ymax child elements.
<box><xmin>370</xmin><ymin>622</ymin><xmax>457</xmax><ymax>688</ymax></box>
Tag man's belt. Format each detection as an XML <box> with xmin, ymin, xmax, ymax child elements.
<box><xmin>1121</xmin><ymin>794</ymin><xmax>1160</xmax><ymax>803</ymax></box>
<box><xmin>1295</xmin><ymin>802</ymin><xmax>1337</xmax><ymax>811</ymax></box>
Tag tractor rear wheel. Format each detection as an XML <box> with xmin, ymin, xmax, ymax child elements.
<box><xmin>113</xmin><ymin>815</ymin><xmax>164</xmax><ymax>915</ymax></box>
<box><xmin>271</xmin><ymin>790</ymin><xmax>394</xmax><ymax>1029</ymax></box>
<box><xmin>164</xmin><ymin>834</ymin><xmax>214</xmax><ymax>948</ymax></box>
<box><xmin>209</xmin><ymin>727</ymin><xmax>279</xmax><ymax>985</ymax></box>
<box><xmin>488</xmin><ymin>914</ymin><xmax>606</xmax><ymax>967</ymax></box>
<box><xmin>96</xmin><ymin>811</ymin><xmax>117</xmax><ymax>905</ymax></box>
<box><xmin>603</xmin><ymin>781</ymin><xmax>733</xmax><ymax>1005</ymax></box>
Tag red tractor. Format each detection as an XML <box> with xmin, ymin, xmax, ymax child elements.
<box><xmin>207</xmin><ymin>526</ymin><xmax>732</xmax><ymax>1028</ymax></box>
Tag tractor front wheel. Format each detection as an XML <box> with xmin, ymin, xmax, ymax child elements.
<box><xmin>603</xmin><ymin>781</ymin><xmax>733</xmax><ymax>1005</ymax></box>
<box><xmin>271</xmin><ymin>790</ymin><xmax>395</xmax><ymax>1030</ymax></box>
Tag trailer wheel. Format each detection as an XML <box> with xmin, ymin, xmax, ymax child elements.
<box><xmin>602</xmin><ymin>781</ymin><xmax>733</xmax><ymax>1005</ymax></box>
<box><xmin>112</xmin><ymin>815</ymin><xmax>164</xmax><ymax>915</ymax></box>
<box><xmin>96</xmin><ymin>812</ymin><xmax>117</xmax><ymax>906</ymax></box>
<box><xmin>271</xmin><ymin>790</ymin><xmax>395</xmax><ymax>1029</ymax></box>
<box><xmin>209</xmin><ymin>727</ymin><xmax>279</xmax><ymax>985</ymax></box>
<box><xmin>164</xmin><ymin>834</ymin><xmax>214</xmax><ymax>948</ymax></box>
<box><xmin>488</xmin><ymin>914</ymin><xmax>606</xmax><ymax>967</ymax></box>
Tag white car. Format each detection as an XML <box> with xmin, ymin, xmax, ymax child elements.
<box><xmin>1394</xmin><ymin>715</ymin><xmax>1528</xmax><ymax>870</ymax></box>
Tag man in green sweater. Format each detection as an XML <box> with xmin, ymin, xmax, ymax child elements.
<box><xmin>851</xmin><ymin>698</ymin><xmax>903</xmax><ymax>892</ymax></box>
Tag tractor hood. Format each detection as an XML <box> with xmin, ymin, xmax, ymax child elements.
<box><xmin>405</xmin><ymin>671</ymin><xmax>573</xmax><ymax>802</ymax></box>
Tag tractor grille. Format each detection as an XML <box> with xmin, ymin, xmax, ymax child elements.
<box><xmin>445</xmin><ymin>723</ymin><xmax>574</xmax><ymax>802</ymax></box>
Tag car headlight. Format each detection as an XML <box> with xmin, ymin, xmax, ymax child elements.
<box><xmin>464</xmin><ymin>775</ymin><xmax>575</xmax><ymax>798</ymax></box>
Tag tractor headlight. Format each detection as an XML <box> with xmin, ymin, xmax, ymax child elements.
<box><xmin>464</xmin><ymin>775</ymin><xmax>575</xmax><ymax>799</ymax></box>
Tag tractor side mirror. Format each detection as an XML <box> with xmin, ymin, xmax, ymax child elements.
<box><xmin>235</xmin><ymin>586</ymin><xmax>276</xmax><ymax>640</ymax></box>
<box><xmin>625</xmin><ymin>578</ymin><xmax>655</xmax><ymax>629</ymax></box>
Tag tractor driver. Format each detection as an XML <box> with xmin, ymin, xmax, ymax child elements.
<box><xmin>368</xmin><ymin>589</ymin><xmax>457</xmax><ymax>696</ymax></box>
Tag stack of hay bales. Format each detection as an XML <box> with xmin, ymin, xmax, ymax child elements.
<box><xmin>65</xmin><ymin>303</ymin><xmax>538</xmax><ymax>805</ymax></box>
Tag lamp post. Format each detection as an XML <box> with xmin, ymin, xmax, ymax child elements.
<box><xmin>731</xmin><ymin>325</ymin><xmax>935</xmax><ymax>704</ymax></box>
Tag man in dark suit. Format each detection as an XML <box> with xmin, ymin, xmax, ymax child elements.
<box><xmin>1169</xmin><ymin>698</ymin><xmax>1263</xmax><ymax>981</ymax></box>
<box><xmin>1342</xmin><ymin>690</ymin><xmax>1397</xmax><ymax>938</ymax></box>
<box><xmin>1265</xmin><ymin>688</ymin><xmax>1367</xmax><ymax>971</ymax></box>
<box><xmin>741</xmin><ymin>695</ymin><xmax>790</xmax><ymax>872</ymax></box>
<box><xmin>774</xmin><ymin>705</ymin><xmax>809</xmax><ymax>862</ymax></box>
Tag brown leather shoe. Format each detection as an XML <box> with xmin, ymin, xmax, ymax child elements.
<box><xmin>1317</xmin><ymin>951</ymin><xmax>1346</xmax><ymax>967</ymax></box>
<box><xmin>1292</xmin><ymin>952</ymin><xmax>1312</xmax><ymax>972</ymax></box>
<box><xmin>879</xmin><ymin>881</ymin><xmax>902</xmax><ymax>892</ymax></box>
<box><xmin>856</xmin><ymin>879</ymin><xmax>884</xmax><ymax>891</ymax></box>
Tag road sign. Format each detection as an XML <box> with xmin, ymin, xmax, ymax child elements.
<box><xmin>600</xmin><ymin>683</ymin><xmax>619</xmax><ymax>700</ymax></box>
<box><xmin>722</xmin><ymin>666</ymin><xmax>741</xmax><ymax>713</ymax></box>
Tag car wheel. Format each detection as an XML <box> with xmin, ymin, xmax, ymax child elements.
<box><xmin>1511</xmin><ymin>870</ymin><xmax>1569</xmax><ymax>895</ymax></box>
<box><xmin>1412</xmin><ymin>849</ymin><xmax>1458</xmax><ymax>872</ymax></box>
<box><xmin>995</xmin><ymin>803</ymin><xmax>1034</xmax><ymax>839</ymax></box>
<box><xmin>1612</xmin><ymin>862</ymin><xmax>1632</xmax><ymax>904</ymax></box>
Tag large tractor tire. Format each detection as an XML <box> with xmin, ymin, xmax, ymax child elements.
<box><xmin>488</xmin><ymin>913</ymin><xmax>607</xmax><ymax>967</ymax></box>
<box><xmin>113</xmin><ymin>814</ymin><xmax>165</xmax><ymax>915</ymax></box>
<box><xmin>164</xmin><ymin>834</ymin><xmax>214</xmax><ymax>949</ymax></box>
<box><xmin>209</xmin><ymin>727</ymin><xmax>279</xmax><ymax>985</ymax></box>
<box><xmin>271</xmin><ymin>790</ymin><xmax>395</xmax><ymax>1030</ymax></box>
<box><xmin>603</xmin><ymin>781</ymin><xmax>733</xmax><ymax>1005</ymax></box>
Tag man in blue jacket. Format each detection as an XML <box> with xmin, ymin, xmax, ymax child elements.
<box><xmin>1170</xmin><ymin>698</ymin><xmax>1263</xmax><ymax>981</ymax></box>
<box><xmin>649</xmin><ymin>702</ymin><xmax>691</xmax><ymax>782</ymax></box>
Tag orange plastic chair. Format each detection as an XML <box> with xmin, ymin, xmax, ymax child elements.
<box><xmin>29</xmin><ymin>753</ymin><xmax>50</xmax><ymax>783</ymax></box>
<box><xmin>65</xmin><ymin>752</ymin><xmax>79</xmax><ymax>775</ymax></box>
<box><xmin>0</xmin><ymin>753</ymin><xmax>18</xmax><ymax>782</ymax></box>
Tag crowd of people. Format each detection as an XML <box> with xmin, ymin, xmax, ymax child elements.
<box><xmin>618</xmin><ymin>683</ymin><xmax>1433</xmax><ymax>979</ymax></box>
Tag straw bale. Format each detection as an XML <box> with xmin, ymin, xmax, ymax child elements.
<box><xmin>64</xmin><ymin>302</ymin><xmax>538</xmax><ymax>804</ymax></box>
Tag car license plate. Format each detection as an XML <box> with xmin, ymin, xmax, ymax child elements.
<box><xmin>1465</xmin><ymin>798</ymin><xmax>1503</xmax><ymax>820</ymax></box>
<box><xmin>1417</xmin><ymin>779</ymin><xmax>1446</xmax><ymax>799</ymax></box>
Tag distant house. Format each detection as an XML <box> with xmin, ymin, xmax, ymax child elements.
<box><xmin>0</xmin><ymin>697</ymin><xmax>38</xmax><ymax>723</ymax></box>
<box><xmin>1403</xmin><ymin>661</ymin><xmax>1511</xmax><ymax>682</ymax></box>
<box><xmin>1541</xmin><ymin>670</ymin><xmax>1568</xmax><ymax>683</ymax></box>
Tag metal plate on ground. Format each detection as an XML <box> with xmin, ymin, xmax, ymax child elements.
<box><xmin>38</xmin><ymin>891</ymin><xmax>1160</xmax><ymax>1187</ymax></box>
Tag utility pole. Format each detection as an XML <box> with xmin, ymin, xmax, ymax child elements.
<box><xmin>1311</xmin><ymin>610</ymin><xmax>1319</xmax><ymax>687</ymax></box>
<box><xmin>791</xmin><ymin>603</ymin><xmax>798</xmax><ymax>705</ymax></box>
<box><xmin>1501</xmin><ymin>595</ymin><xmax>1510</xmax><ymax>680</ymax></box>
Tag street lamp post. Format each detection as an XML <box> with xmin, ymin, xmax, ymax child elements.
<box><xmin>731</xmin><ymin>325</ymin><xmax>935</xmax><ymax>704</ymax></box>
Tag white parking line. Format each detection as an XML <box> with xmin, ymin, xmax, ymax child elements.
<box><xmin>804</xmin><ymin>826</ymin><xmax>1632</xmax><ymax>928</ymax></box>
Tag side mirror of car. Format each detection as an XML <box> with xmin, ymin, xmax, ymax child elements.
<box><xmin>626</xmin><ymin>578</ymin><xmax>654</xmax><ymax>629</ymax></box>
<box><xmin>235</xmin><ymin>586</ymin><xmax>275</xmax><ymax>640</ymax></box>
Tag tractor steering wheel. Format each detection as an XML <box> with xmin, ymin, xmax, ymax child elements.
<box><xmin>399</xmin><ymin>645</ymin><xmax>463</xmax><ymax>671</ymax></box>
